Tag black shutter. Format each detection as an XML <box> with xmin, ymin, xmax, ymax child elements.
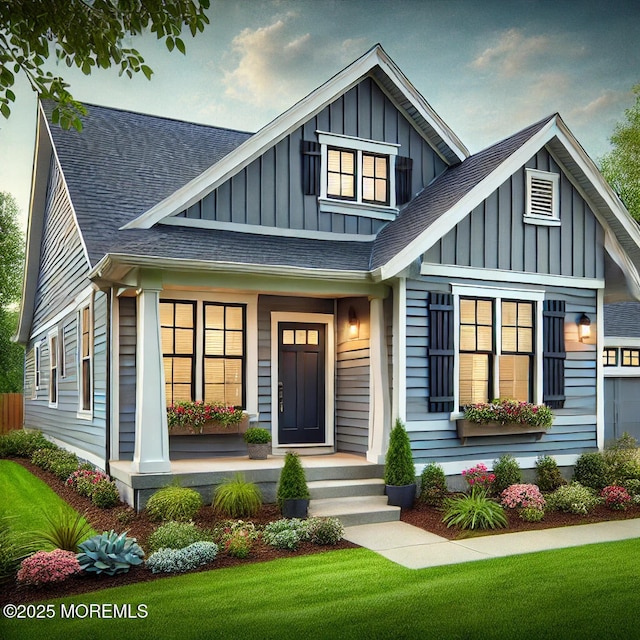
<box><xmin>395</xmin><ymin>155</ymin><xmax>413</xmax><ymax>205</ymax></box>
<box><xmin>428</xmin><ymin>292</ymin><xmax>454</xmax><ymax>412</ymax></box>
<box><xmin>543</xmin><ymin>300</ymin><xmax>566</xmax><ymax>409</ymax></box>
<box><xmin>301</xmin><ymin>140</ymin><xmax>321</xmax><ymax>196</ymax></box>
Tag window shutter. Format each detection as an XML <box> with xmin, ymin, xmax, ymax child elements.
<box><xmin>301</xmin><ymin>140</ymin><xmax>321</xmax><ymax>196</ymax></box>
<box><xmin>428</xmin><ymin>292</ymin><xmax>454</xmax><ymax>412</ymax></box>
<box><xmin>395</xmin><ymin>155</ymin><xmax>413</xmax><ymax>205</ymax></box>
<box><xmin>543</xmin><ymin>300</ymin><xmax>566</xmax><ymax>409</ymax></box>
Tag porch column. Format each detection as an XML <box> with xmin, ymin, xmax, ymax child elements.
<box><xmin>367</xmin><ymin>296</ymin><xmax>391</xmax><ymax>463</ymax></box>
<box><xmin>132</xmin><ymin>274</ymin><xmax>171</xmax><ymax>473</ymax></box>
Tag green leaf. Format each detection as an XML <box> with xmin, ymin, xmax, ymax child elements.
<box><xmin>166</xmin><ymin>36</ymin><xmax>175</xmax><ymax>52</ymax></box>
<box><xmin>0</xmin><ymin>103</ymin><xmax>10</xmax><ymax>119</ymax></box>
<box><xmin>141</xmin><ymin>65</ymin><xmax>153</xmax><ymax>80</ymax></box>
<box><xmin>175</xmin><ymin>37</ymin><xmax>186</xmax><ymax>55</ymax></box>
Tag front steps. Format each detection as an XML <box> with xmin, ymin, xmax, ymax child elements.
<box><xmin>308</xmin><ymin>476</ymin><xmax>401</xmax><ymax>526</ymax></box>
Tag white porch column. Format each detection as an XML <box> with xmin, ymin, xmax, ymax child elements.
<box><xmin>367</xmin><ymin>296</ymin><xmax>391</xmax><ymax>463</ymax></box>
<box><xmin>132</xmin><ymin>273</ymin><xmax>171</xmax><ymax>473</ymax></box>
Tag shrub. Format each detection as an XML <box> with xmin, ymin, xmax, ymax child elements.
<box><xmin>91</xmin><ymin>479</ymin><xmax>121</xmax><ymax>508</ymax></box>
<box><xmin>603</xmin><ymin>435</ymin><xmax>640</xmax><ymax>484</ymax></box>
<box><xmin>535</xmin><ymin>455</ymin><xmax>566</xmax><ymax>493</ymax></box>
<box><xmin>276</xmin><ymin>452</ymin><xmax>310</xmax><ymax>509</ymax></box>
<box><xmin>115</xmin><ymin>509</ymin><xmax>136</xmax><ymax>527</ymax></box>
<box><xmin>146</xmin><ymin>541</ymin><xmax>218</xmax><ymax>573</ymax></box>
<box><xmin>418</xmin><ymin>462</ymin><xmax>447</xmax><ymax>506</ymax></box>
<box><xmin>461</xmin><ymin>462</ymin><xmax>496</xmax><ymax>494</ymax></box>
<box><xmin>17</xmin><ymin>549</ymin><xmax>81</xmax><ymax>586</ymax></box>
<box><xmin>33</xmin><ymin>509</ymin><xmax>93</xmax><ymax>552</ymax></box>
<box><xmin>0</xmin><ymin>430</ymin><xmax>57</xmax><ymax>458</ymax></box>
<box><xmin>66</xmin><ymin>469</ymin><xmax>109</xmax><ymax>497</ymax></box>
<box><xmin>262</xmin><ymin>518</ymin><xmax>310</xmax><ymax>550</ymax></box>
<box><xmin>546</xmin><ymin>482</ymin><xmax>601</xmax><ymax>515</ymax></box>
<box><xmin>500</xmin><ymin>484</ymin><xmax>545</xmax><ymax>512</ymax></box>
<box><xmin>520</xmin><ymin>506</ymin><xmax>545</xmax><ymax>522</ymax></box>
<box><xmin>307</xmin><ymin>517</ymin><xmax>344</xmax><ymax>545</ymax></box>
<box><xmin>622</xmin><ymin>478</ymin><xmax>640</xmax><ymax>497</ymax></box>
<box><xmin>211</xmin><ymin>520</ymin><xmax>259</xmax><ymax>545</ymax></box>
<box><xmin>0</xmin><ymin>516</ymin><xmax>35</xmax><ymax>585</ymax></box>
<box><xmin>77</xmin><ymin>530</ymin><xmax>145</xmax><ymax>576</ymax></box>
<box><xmin>213</xmin><ymin>473</ymin><xmax>262</xmax><ymax>518</ymax></box>
<box><xmin>31</xmin><ymin>447</ymin><xmax>79</xmax><ymax>480</ymax></box>
<box><xmin>147</xmin><ymin>521</ymin><xmax>213</xmax><ymax>553</ymax></box>
<box><xmin>223</xmin><ymin>529</ymin><xmax>253</xmax><ymax>558</ymax></box>
<box><xmin>442</xmin><ymin>492</ymin><xmax>508</xmax><ymax>530</ymax></box>
<box><xmin>145</xmin><ymin>485</ymin><xmax>203</xmax><ymax>522</ymax></box>
<box><xmin>573</xmin><ymin>452</ymin><xmax>610</xmax><ymax>490</ymax></box>
<box><xmin>243</xmin><ymin>427</ymin><xmax>272</xmax><ymax>444</ymax></box>
<box><xmin>492</xmin><ymin>455</ymin><xmax>522</xmax><ymax>494</ymax></box>
<box><xmin>384</xmin><ymin>419</ymin><xmax>415</xmax><ymax>486</ymax></box>
<box><xmin>600</xmin><ymin>485</ymin><xmax>632</xmax><ymax>511</ymax></box>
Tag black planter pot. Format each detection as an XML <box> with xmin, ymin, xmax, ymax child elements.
<box><xmin>281</xmin><ymin>498</ymin><xmax>310</xmax><ymax>518</ymax></box>
<box><xmin>386</xmin><ymin>483</ymin><xmax>417</xmax><ymax>509</ymax></box>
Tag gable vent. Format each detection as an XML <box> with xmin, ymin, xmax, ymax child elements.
<box><xmin>526</xmin><ymin>168</ymin><xmax>559</xmax><ymax>220</ymax></box>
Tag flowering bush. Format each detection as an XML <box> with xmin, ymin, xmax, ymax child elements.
<box><xmin>91</xmin><ymin>479</ymin><xmax>121</xmax><ymax>508</ymax></box>
<box><xmin>546</xmin><ymin>482</ymin><xmax>601</xmax><ymax>515</ymax></box>
<box><xmin>17</xmin><ymin>549</ymin><xmax>81</xmax><ymax>586</ymax></box>
<box><xmin>224</xmin><ymin>529</ymin><xmax>253</xmax><ymax>558</ymax></box>
<box><xmin>461</xmin><ymin>463</ymin><xmax>496</xmax><ymax>493</ymax></box>
<box><xmin>500</xmin><ymin>484</ymin><xmax>546</xmax><ymax>511</ymax></box>
<box><xmin>66</xmin><ymin>469</ymin><xmax>110</xmax><ymax>497</ymax></box>
<box><xmin>307</xmin><ymin>517</ymin><xmax>344</xmax><ymax>545</ymax></box>
<box><xmin>600</xmin><ymin>485</ymin><xmax>632</xmax><ymax>511</ymax></box>
<box><xmin>167</xmin><ymin>401</ymin><xmax>244</xmax><ymax>431</ymax></box>
<box><xmin>463</xmin><ymin>399</ymin><xmax>553</xmax><ymax>428</ymax></box>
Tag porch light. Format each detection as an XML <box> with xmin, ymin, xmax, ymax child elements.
<box><xmin>348</xmin><ymin>306</ymin><xmax>359</xmax><ymax>339</ymax></box>
<box><xmin>578</xmin><ymin>313</ymin><xmax>591</xmax><ymax>342</ymax></box>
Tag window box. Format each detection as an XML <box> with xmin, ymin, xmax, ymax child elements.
<box><xmin>168</xmin><ymin>413</ymin><xmax>250</xmax><ymax>436</ymax></box>
<box><xmin>456</xmin><ymin>419</ymin><xmax>547</xmax><ymax>445</ymax></box>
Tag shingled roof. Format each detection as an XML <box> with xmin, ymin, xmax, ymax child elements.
<box><xmin>604</xmin><ymin>302</ymin><xmax>640</xmax><ymax>338</ymax></box>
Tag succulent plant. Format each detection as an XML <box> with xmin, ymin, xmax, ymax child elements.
<box><xmin>76</xmin><ymin>530</ymin><xmax>144</xmax><ymax>576</ymax></box>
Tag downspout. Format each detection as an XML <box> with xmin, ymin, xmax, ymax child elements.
<box><xmin>104</xmin><ymin>287</ymin><xmax>112</xmax><ymax>476</ymax></box>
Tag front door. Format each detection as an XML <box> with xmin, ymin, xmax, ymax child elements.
<box><xmin>278</xmin><ymin>323</ymin><xmax>326</xmax><ymax>444</ymax></box>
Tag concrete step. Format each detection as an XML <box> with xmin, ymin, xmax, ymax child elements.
<box><xmin>304</xmin><ymin>463</ymin><xmax>385</xmax><ymax>483</ymax></box>
<box><xmin>308</xmin><ymin>478</ymin><xmax>385</xmax><ymax>500</ymax></box>
<box><xmin>309</xmin><ymin>495</ymin><xmax>400</xmax><ymax>527</ymax></box>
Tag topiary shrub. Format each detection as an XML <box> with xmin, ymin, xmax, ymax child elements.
<box><xmin>145</xmin><ymin>486</ymin><xmax>203</xmax><ymax>522</ymax></box>
<box><xmin>147</xmin><ymin>521</ymin><xmax>213</xmax><ymax>553</ymax></box>
<box><xmin>77</xmin><ymin>530</ymin><xmax>145</xmax><ymax>576</ymax></box>
<box><xmin>384</xmin><ymin>419</ymin><xmax>415</xmax><ymax>486</ymax></box>
<box><xmin>546</xmin><ymin>482</ymin><xmax>601</xmax><ymax>515</ymax></box>
<box><xmin>276</xmin><ymin>452</ymin><xmax>310</xmax><ymax>510</ymax></box>
<box><xmin>492</xmin><ymin>454</ymin><xmax>522</xmax><ymax>495</ymax></box>
<box><xmin>535</xmin><ymin>455</ymin><xmax>567</xmax><ymax>493</ymax></box>
<box><xmin>17</xmin><ymin>549</ymin><xmax>81</xmax><ymax>586</ymax></box>
<box><xmin>573</xmin><ymin>452</ymin><xmax>610</xmax><ymax>490</ymax></box>
<box><xmin>0</xmin><ymin>430</ymin><xmax>57</xmax><ymax>458</ymax></box>
<box><xmin>418</xmin><ymin>462</ymin><xmax>447</xmax><ymax>506</ymax></box>
<box><xmin>212</xmin><ymin>473</ymin><xmax>262</xmax><ymax>518</ymax></box>
<box><xmin>146</xmin><ymin>541</ymin><xmax>218</xmax><ymax>574</ymax></box>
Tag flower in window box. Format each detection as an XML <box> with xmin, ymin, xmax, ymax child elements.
<box><xmin>167</xmin><ymin>401</ymin><xmax>245</xmax><ymax>433</ymax></box>
<box><xmin>462</xmin><ymin>399</ymin><xmax>553</xmax><ymax>429</ymax></box>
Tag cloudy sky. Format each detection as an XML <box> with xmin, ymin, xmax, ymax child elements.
<box><xmin>1</xmin><ymin>0</ymin><xmax>639</xmax><ymax>224</ymax></box>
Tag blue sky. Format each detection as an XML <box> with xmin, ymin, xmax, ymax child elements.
<box><xmin>1</xmin><ymin>0</ymin><xmax>639</xmax><ymax>225</ymax></box>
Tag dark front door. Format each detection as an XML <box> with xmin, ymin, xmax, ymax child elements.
<box><xmin>278</xmin><ymin>323</ymin><xmax>326</xmax><ymax>444</ymax></box>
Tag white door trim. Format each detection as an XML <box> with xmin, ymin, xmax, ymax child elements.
<box><xmin>270</xmin><ymin>312</ymin><xmax>335</xmax><ymax>449</ymax></box>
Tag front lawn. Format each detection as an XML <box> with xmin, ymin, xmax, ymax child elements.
<box><xmin>3</xmin><ymin>539</ymin><xmax>640</xmax><ymax>639</ymax></box>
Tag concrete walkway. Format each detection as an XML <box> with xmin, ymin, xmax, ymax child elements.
<box><xmin>343</xmin><ymin>519</ymin><xmax>640</xmax><ymax>569</ymax></box>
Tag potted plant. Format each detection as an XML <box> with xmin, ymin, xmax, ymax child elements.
<box><xmin>243</xmin><ymin>427</ymin><xmax>272</xmax><ymax>459</ymax></box>
<box><xmin>457</xmin><ymin>399</ymin><xmax>553</xmax><ymax>444</ymax></box>
<box><xmin>384</xmin><ymin>419</ymin><xmax>416</xmax><ymax>509</ymax></box>
<box><xmin>277</xmin><ymin>452</ymin><xmax>310</xmax><ymax>518</ymax></box>
<box><xmin>167</xmin><ymin>401</ymin><xmax>248</xmax><ymax>435</ymax></box>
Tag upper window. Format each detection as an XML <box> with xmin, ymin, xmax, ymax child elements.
<box><xmin>603</xmin><ymin>348</ymin><xmax>618</xmax><ymax>367</ymax></box>
<box><xmin>525</xmin><ymin>168</ymin><xmax>560</xmax><ymax>226</ymax></box>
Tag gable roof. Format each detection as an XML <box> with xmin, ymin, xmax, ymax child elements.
<box><xmin>120</xmin><ymin>43</ymin><xmax>469</xmax><ymax>231</ymax></box>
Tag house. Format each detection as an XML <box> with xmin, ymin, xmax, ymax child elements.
<box><xmin>17</xmin><ymin>44</ymin><xmax>640</xmax><ymax>509</ymax></box>
<box><xmin>603</xmin><ymin>301</ymin><xmax>640</xmax><ymax>443</ymax></box>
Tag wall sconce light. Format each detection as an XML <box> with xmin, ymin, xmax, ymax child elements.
<box><xmin>348</xmin><ymin>306</ymin><xmax>359</xmax><ymax>339</ymax></box>
<box><xmin>578</xmin><ymin>313</ymin><xmax>591</xmax><ymax>342</ymax></box>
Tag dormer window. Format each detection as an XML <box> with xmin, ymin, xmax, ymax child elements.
<box><xmin>524</xmin><ymin>168</ymin><xmax>560</xmax><ymax>226</ymax></box>
<box><xmin>326</xmin><ymin>148</ymin><xmax>389</xmax><ymax>205</ymax></box>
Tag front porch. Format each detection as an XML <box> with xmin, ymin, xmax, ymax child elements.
<box><xmin>110</xmin><ymin>452</ymin><xmax>385</xmax><ymax>512</ymax></box>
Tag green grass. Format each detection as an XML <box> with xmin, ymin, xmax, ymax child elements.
<box><xmin>3</xmin><ymin>540</ymin><xmax>640</xmax><ymax>639</ymax></box>
<box><xmin>0</xmin><ymin>460</ymin><xmax>96</xmax><ymax>545</ymax></box>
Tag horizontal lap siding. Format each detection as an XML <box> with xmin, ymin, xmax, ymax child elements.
<box><xmin>181</xmin><ymin>77</ymin><xmax>446</xmax><ymax>236</ymax></box>
<box><xmin>406</xmin><ymin>275</ymin><xmax>598</xmax><ymax>464</ymax></box>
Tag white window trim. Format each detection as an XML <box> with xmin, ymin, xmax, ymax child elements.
<box><xmin>159</xmin><ymin>291</ymin><xmax>259</xmax><ymax>418</ymax></box>
<box><xmin>317</xmin><ymin>131</ymin><xmax>399</xmax><ymax>217</ymax></box>
<box><xmin>524</xmin><ymin>168</ymin><xmax>560</xmax><ymax>226</ymax></box>
<box><xmin>450</xmin><ymin>284</ymin><xmax>545</xmax><ymax>419</ymax></box>
<box><xmin>34</xmin><ymin>343</ymin><xmax>41</xmax><ymax>395</ymax></box>
<box><xmin>77</xmin><ymin>297</ymin><xmax>94</xmax><ymax>419</ymax></box>
<box><xmin>48</xmin><ymin>328</ymin><xmax>59</xmax><ymax>408</ymax></box>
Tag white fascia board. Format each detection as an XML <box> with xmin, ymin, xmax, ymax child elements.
<box><xmin>376</xmin><ymin>117</ymin><xmax>559</xmax><ymax>281</ymax></box>
<box><xmin>121</xmin><ymin>45</ymin><xmax>468</xmax><ymax>231</ymax></box>
<box><xmin>604</xmin><ymin>337</ymin><xmax>640</xmax><ymax>347</ymax></box>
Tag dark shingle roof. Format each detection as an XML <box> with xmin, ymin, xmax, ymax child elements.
<box><xmin>604</xmin><ymin>302</ymin><xmax>640</xmax><ymax>337</ymax></box>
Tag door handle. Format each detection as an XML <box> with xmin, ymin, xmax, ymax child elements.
<box><xmin>278</xmin><ymin>381</ymin><xmax>284</xmax><ymax>413</ymax></box>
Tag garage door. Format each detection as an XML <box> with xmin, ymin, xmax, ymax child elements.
<box><xmin>604</xmin><ymin>378</ymin><xmax>640</xmax><ymax>444</ymax></box>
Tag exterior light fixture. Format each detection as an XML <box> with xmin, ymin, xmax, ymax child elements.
<box><xmin>348</xmin><ymin>306</ymin><xmax>359</xmax><ymax>339</ymax></box>
<box><xmin>578</xmin><ymin>313</ymin><xmax>591</xmax><ymax>342</ymax></box>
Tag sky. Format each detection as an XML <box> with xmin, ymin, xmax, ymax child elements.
<box><xmin>1</xmin><ymin>0</ymin><xmax>639</xmax><ymax>226</ymax></box>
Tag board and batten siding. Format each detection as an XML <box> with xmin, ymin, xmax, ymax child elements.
<box><xmin>32</xmin><ymin>156</ymin><xmax>90</xmax><ymax>329</ymax></box>
<box><xmin>404</xmin><ymin>276</ymin><xmax>598</xmax><ymax>466</ymax></box>
<box><xmin>24</xmin><ymin>291</ymin><xmax>108</xmax><ymax>465</ymax></box>
<box><xmin>423</xmin><ymin>149</ymin><xmax>605</xmax><ymax>279</ymax></box>
<box><xmin>175</xmin><ymin>77</ymin><xmax>447</xmax><ymax>236</ymax></box>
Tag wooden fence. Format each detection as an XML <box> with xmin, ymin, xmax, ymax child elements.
<box><xmin>0</xmin><ymin>393</ymin><xmax>23</xmax><ymax>434</ymax></box>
